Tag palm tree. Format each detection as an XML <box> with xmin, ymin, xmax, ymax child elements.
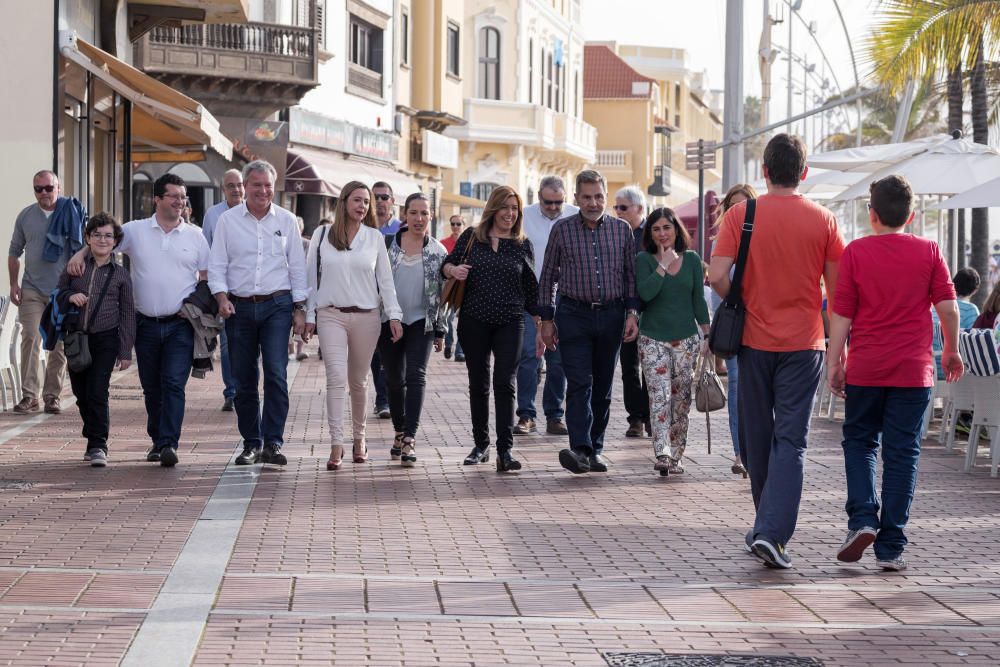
<box><xmin>866</xmin><ymin>0</ymin><xmax>1000</xmax><ymax>306</ymax></box>
<box><xmin>822</xmin><ymin>83</ymin><xmax>945</xmax><ymax>150</ymax></box>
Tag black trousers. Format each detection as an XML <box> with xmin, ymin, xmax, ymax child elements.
<box><xmin>457</xmin><ymin>314</ymin><xmax>523</xmax><ymax>452</ymax></box>
<box><xmin>377</xmin><ymin>319</ymin><xmax>434</xmax><ymax>438</ymax></box>
<box><xmin>619</xmin><ymin>338</ymin><xmax>649</xmax><ymax>421</ymax></box>
<box><xmin>68</xmin><ymin>328</ymin><xmax>119</xmax><ymax>453</ymax></box>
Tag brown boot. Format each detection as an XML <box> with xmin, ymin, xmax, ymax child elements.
<box><xmin>43</xmin><ymin>397</ymin><xmax>62</xmax><ymax>414</ymax></box>
<box><xmin>13</xmin><ymin>397</ymin><xmax>39</xmax><ymax>414</ymax></box>
<box><xmin>625</xmin><ymin>418</ymin><xmax>644</xmax><ymax>438</ymax></box>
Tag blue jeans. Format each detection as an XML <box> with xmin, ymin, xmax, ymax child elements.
<box><xmin>738</xmin><ymin>347</ymin><xmax>824</xmax><ymax>547</ymax></box>
<box><xmin>219</xmin><ymin>329</ymin><xmax>236</xmax><ymax>400</ymax></box>
<box><xmin>226</xmin><ymin>294</ymin><xmax>293</xmax><ymax>449</ymax></box>
<box><xmin>370</xmin><ymin>349</ymin><xmax>388</xmax><ymax>411</ymax></box>
<box><xmin>842</xmin><ymin>385</ymin><xmax>931</xmax><ymax>560</ymax></box>
<box><xmin>135</xmin><ymin>316</ymin><xmax>194</xmax><ymax>451</ymax></box>
<box><xmin>555</xmin><ymin>299</ymin><xmax>625</xmax><ymax>456</ymax></box>
<box><xmin>726</xmin><ymin>356</ymin><xmax>740</xmax><ymax>458</ymax></box>
<box><xmin>516</xmin><ymin>313</ymin><xmax>566</xmax><ymax>421</ymax></box>
<box><xmin>444</xmin><ymin>311</ymin><xmax>463</xmax><ymax>357</ymax></box>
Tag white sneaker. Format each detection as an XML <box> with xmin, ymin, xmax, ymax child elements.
<box><xmin>876</xmin><ymin>556</ymin><xmax>907</xmax><ymax>571</ymax></box>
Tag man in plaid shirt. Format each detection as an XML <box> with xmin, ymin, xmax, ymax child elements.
<box><xmin>538</xmin><ymin>169</ymin><xmax>641</xmax><ymax>474</ymax></box>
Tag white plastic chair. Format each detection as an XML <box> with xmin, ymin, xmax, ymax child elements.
<box><xmin>940</xmin><ymin>375</ymin><xmax>976</xmax><ymax>451</ymax></box>
<box><xmin>8</xmin><ymin>320</ymin><xmax>22</xmax><ymax>403</ymax></box>
<box><xmin>963</xmin><ymin>375</ymin><xmax>1000</xmax><ymax>477</ymax></box>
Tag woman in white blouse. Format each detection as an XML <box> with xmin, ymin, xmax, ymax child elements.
<box><xmin>304</xmin><ymin>181</ymin><xmax>403</xmax><ymax>470</ymax></box>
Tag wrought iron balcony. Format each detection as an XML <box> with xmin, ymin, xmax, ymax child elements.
<box><xmin>134</xmin><ymin>21</ymin><xmax>320</xmax><ymax>118</ymax></box>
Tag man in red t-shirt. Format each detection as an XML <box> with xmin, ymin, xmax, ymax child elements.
<box><xmin>709</xmin><ymin>134</ymin><xmax>844</xmax><ymax>570</ymax></box>
<box><xmin>827</xmin><ymin>175</ymin><xmax>962</xmax><ymax>572</ymax></box>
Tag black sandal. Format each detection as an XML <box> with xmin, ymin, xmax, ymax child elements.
<box><xmin>400</xmin><ymin>437</ymin><xmax>417</xmax><ymax>467</ymax></box>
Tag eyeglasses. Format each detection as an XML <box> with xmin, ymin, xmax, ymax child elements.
<box><xmin>33</xmin><ymin>185</ymin><xmax>55</xmax><ymax>194</ymax></box>
<box><xmin>540</xmin><ymin>198</ymin><xmax>564</xmax><ymax>206</ymax></box>
<box><xmin>159</xmin><ymin>193</ymin><xmax>187</xmax><ymax>201</ymax></box>
<box><xmin>450</xmin><ymin>222</ymin><xmax>463</xmax><ymax>228</ymax></box>
<box><xmin>614</xmin><ymin>204</ymin><xmax>632</xmax><ymax>212</ymax></box>
<box><xmin>88</xmin><ymin>233</ymin><xmax>116</xmax><ymax>241</ymax></box>
<box><xmin>374</xmin><ymin>194</ymin><xmax>393</xmax><ymax>202</ymax></box>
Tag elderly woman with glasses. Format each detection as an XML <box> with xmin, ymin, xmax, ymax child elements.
<box><xmin>57</xmin><ymin>212</ymin><xmax>136</xmax><ymax>467</ymax></box>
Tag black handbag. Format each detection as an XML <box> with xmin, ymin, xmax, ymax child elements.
<box><xmin>708</xmin><ymin>199</ymin><xmax>756</xmax><ymax>360</ymax></box>
<box><xmin>65</xmin><ymin>263</ymin><xmax>114</xmax><ymax>374</ymax></box>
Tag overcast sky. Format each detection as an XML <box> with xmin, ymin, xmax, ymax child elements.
<box><xmin>581</xmin><ymin>0</ymin><xmax>877</xmax><ymax>133</ymax></box>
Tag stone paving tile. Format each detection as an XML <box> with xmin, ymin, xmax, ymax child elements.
<box><xmin>928</xmin><ymin>590</ymin><xmax>1000</xmax><ymax>626</ymax></box>
<box><xmin>506</xmin><ymin>582</ymin><xmax>592</xmax><ymax>618</ymax></box>
<box><xmin>718</xmin><ymin>588</ymin><xmax>824</xmax><ymax>624</ymax></box>
<box><xmin>576</xmin><ymin>584</ymin><xmax>668</xmax><ymax>620</ymax></box>
<box><xmin>0</xmin><ymin>571</ymin><xmax>94</xmax><ymax>606</ymax></box>
<box><xmin>788</xmin><ymin>589</ymin><xmax>898</xmax><ymax>625</ymax></box>
<box><xmin>216</xmin><ymin>576</ymin><xmax>293</xmax><ymax>611</ymax></box>
<box><xmin>291</xmin><ymin>577</ymin><xmax>366</xmax><ymax>613</ymax></box>
<box><xmin>74</xmin><ymin>573</ymin><xmax>165</xmax><ymax>609</ymax></box>
<box><xmin>437</xmin><ymin>581</ymin><xmax>518</xmax><ymax>616</ymax></box>
<box><xmin>859</xmin><ymin>590</ymin><xmax>976</xmax><ymax>625</ymax></box>
<box><xmin>645</xmin><ymin>586</ymin><xmax>746</xmax><ymax>623</ymax></box>
<box><xmin>366</xmin><ymin>578</ymin><xmax>442</xmax><ymax>614</ymax></box>
<box><xmin>0</xmin><ymin>611</ymin><xmax>143</xmax><ymax>665</ymax></box>
<box><xmin>196</xmin><ymin>616</ymin><xmax>1000</xmax><ymax>666</ymax></box>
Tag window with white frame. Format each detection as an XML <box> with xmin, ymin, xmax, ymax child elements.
<box><xmin>447</xmin><ymin>21</ymin><xmax>461</xmax><ymax>76</ymax></box>
<box><xmin>478</xmin><ymin>27</ymin><xmax>500</xmax><ymax>99</ymax></box>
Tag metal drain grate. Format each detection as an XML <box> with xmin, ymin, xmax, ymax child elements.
<box><xmin>0</xmin><ymin>480</ymin><xmax>34</xmax><ymax>490</ymax></box>
<box><xmin>603</xmin><ymin>654</ymin><xmax>824</xmax><ymax>667</ymax></box>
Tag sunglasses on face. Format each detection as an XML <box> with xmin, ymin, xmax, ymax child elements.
<box><xmin>614</xmin><ymin>204</ymin><xmax>632</xmax><ymax>212</ymax></box>
<box><xmin>450</xmin><ymin>222</ymin><xmax>463</xmax><ymax>228</ymax></box>
<box><xmin>34</xmin><ymin>185</ymin><xmax>55</xmax><ymax>193</ymax></box>
<box><xmin>541</xmin><ymin>198</ymin><xmax>564</xmax><ymax>206</ymax></box>
<box><xmin>374</xmin><ymin>194</ymin><xmax>393</xmax><ymax>202</ymax></box>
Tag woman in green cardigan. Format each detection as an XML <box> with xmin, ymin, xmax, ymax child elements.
<box><xmin>635</xmin><ymin>207</ymin><xmax>711</xmax><ymax>476</ymax></box>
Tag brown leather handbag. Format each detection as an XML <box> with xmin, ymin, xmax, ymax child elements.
<box><xmin>441</xmin><ymin>233</ymin><xmax>475</xmax><ymax>312</ymax></box>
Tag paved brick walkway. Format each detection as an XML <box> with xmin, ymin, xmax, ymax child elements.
<box><xmin>1</xmin><ymin>343</ymin><xmax>999</xmax><ymax>665</ymax></box>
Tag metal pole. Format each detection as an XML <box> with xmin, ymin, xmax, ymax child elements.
<box><xmin>786</xmin><ymin>4</ymin><xmax>793</xmax><ymax>133</ymax></box>
<box><xmin>698</xmin><ymin>169</ymin><xmax>706</xmax><ymax>258</ymax></box>
<box><xmin>722</xmin><ymin>0</ymin><xmax>744</xmax><ymax>189</ymax></box>
<box><xmin>123</xmin><ymin>99</ymin><xmax>133</xmax><ymax>222</ymax></box>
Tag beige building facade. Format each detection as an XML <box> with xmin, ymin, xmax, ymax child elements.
<box><xmin>443</xmin><ymin>0</ymin><xmax>596</xmax><ymax>208</ymax></box>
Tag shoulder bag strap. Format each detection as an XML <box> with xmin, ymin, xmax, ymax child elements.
<box><xmin>316</xmin><ymin>225</ymin><xmax>328</xmax><ymax>288</ymax></box>
<box><xmin>726</xmin><ymin>199</ymin><xmax>756</xmax><ymax>302</ymax></box>
<box><xmin>83</xmin><ymin>263</ymin><xmax>115</xmax><ymax>332</ymax></box>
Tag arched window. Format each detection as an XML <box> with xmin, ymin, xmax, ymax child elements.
<box><xmin>478</xmin><ymin>27</ymin><xmax>500</xmax><ymax>100</ymax></box>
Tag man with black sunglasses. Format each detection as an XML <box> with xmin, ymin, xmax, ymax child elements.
<box><xmin>515</xmin><ymin>176</ymin><xmax>577</xmax><ymax>436</ymax></box>
<box><xmin>8</xmin><ymin>170</ymin><xmax>70</xmax><ymax>414</ymax></box>
<box><xmin>370</xmin><ymin>181</ymin><xmax>401</xmax><ymax>417</ymax></box>
<box><xmin>613</xmin><ymin>186</ymin><xmax>651</xmax><ymax>439</ymax></box>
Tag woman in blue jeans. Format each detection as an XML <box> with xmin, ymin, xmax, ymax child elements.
<box><xmin>710</xmin><ymin>183</ymin><xmax>757</xmax><ymax>477</ymax></box>
<box><xmin>378</xmin><ymin>193</ymin><xmax>447</xmax><ymax>466</ymax></box>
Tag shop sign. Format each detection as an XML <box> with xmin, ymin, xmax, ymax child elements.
<box><xmin>460</xmin><ymin>182</ymin><xmax>473</xmax><ymax>197</ymax></box>
<box><xmin>290</xmin><ymin>108</ymin><xmax>397</xmax><ymax>163</ymax></box>
<box><xmin>421</xmin><ymin>129</ymin><xmax>458</xmax><ymax>169</ymax></box>
<box><xmin>219</xmin><ymin>117</ymin><xmax>289</xmax><ymax>189</ymax></box>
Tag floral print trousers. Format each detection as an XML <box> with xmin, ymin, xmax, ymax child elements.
<box><xmin>638</xmin><ymin>334</ymin><xmax>700</xmax><ymax>463</ymax></box>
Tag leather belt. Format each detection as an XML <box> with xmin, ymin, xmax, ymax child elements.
<box><xmin>563</xmin><ymin>297</ymin><xmax>623</xmax><ymax>311</ymax></box>
<box><xmin>229</xmin><ymin>290</ymin><xmax>291</xmax><ymax>303</ymax></box>
<box><xmin>139</xmin><ymin>313</ymin><xmax>180</xmax><ymax>323</ymax></box>
<box><xmin>333</xmin><ymin>306</ymin><xmax>374</xmax><ymax>313</ymax></box>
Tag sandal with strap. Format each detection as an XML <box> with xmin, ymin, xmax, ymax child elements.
<box><xmin>390</xmin><ymin>432</ymin><xmax>403</xmax><ymax>461</ymax></box>
<box><xmin>400</xmin><ymin>437</ymin><xmax>417</xmax><ymax>467</ymax></box>
<box><xmin>654</xmin><ymin>455</ymin><xmax>671</xmax><ymax>477</ymax></box>
<box><xmin>327</xmin><ymin>445</ymin><xmax>344</xmax><ymax>471</ymax></box>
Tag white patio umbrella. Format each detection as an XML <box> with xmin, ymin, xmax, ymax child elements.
<box><xmin>929</xmin><ymin>175</ymin><xmax>1000</xmax><ymax>209</ymax></box>
<box><xmin>832</xmin><ymin>138</ymin><xmax>1000</xmax><ymax>202</ymax></box>
<box><xmin>808</xmin><ymin>134</ymin><xmax>953</xmax><ymax>172</ymax></box>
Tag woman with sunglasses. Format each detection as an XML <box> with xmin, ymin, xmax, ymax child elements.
<box><xmin>635</xmin><ymin>207</ymin><xmax>710</xmax><ymax>477</ymax></box>
<box><xmin>378</xmin><ymin>193</ymin><xmax>448</xmax><ymax>466</ymax></box>
<box><xmin>57</xmin><ymin>213</ymin><xmax>136</xmax><ymax>467</ymax></box>
<box><xmin>442</xmin><ymin>186</ymin><xmax>539</xmax><ymax>473</ymax></box>
<box><xmin>304</xmin><ymin>181</ymin><xmax>403</xmax><ymax>471</ymax></box>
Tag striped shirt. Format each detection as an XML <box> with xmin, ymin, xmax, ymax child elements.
<box><xmin>57</xmin><ymin>258</ymin><xmax>136</xmax><ymax>361</ymax></box>
<box><xmin>537</xmin><ymin>213</ymin><xmax>640</xmax><ymax>320</ymax></box>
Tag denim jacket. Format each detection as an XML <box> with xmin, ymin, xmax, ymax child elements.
<box><xmin>385</xmin><ymin>232</ymin><xmax>447</xmax><ymax>337</ymax></box>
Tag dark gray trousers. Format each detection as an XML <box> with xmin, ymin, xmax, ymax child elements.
<box><xmin>737</xmin><ymin>347</ymin><xmax>824</xmax><ymax>547</ymax></box>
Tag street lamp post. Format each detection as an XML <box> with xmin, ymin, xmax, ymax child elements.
<box><xmin>722</xmin><ymin>0</ymin><xmax>744</xmax><ymax>190</ymax></box>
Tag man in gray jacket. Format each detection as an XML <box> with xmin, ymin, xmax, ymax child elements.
<box><xmin>7</xmin><ymin>171</ymin><xmax>68</xmax><ymax>414</ymax></box>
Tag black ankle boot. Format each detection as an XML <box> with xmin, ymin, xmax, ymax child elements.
<box><xmin>463</xmin><ymin>446</ymin><xmax>490</xmax><ymax>465</ymax></box>
<box><xmin>496</xmin><ymin>449</ymin><xmax>521</xmax><ymax>473</ymax></box>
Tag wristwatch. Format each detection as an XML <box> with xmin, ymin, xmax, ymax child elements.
<box><xmin>293</xmin><ymin>303</ymin><xmax>306</xmax><ymax>312</ymax></box>
<box><xmin>627</xmin><ymin>309</ymin><xmax>639</xmax><ymax>318</ymax></box>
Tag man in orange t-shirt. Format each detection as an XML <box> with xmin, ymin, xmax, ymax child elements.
<box><xmin>709</xmin><ymin>133</ymin><xmax>844</xmax><ymax>570</ymax></box>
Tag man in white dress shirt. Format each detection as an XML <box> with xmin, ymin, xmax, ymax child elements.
<box><xmin>68</xmin><ymin>173</ymin><xmax>210</xmax><ymax>467</ymax></box>
<box><xmin>514</xmin><ymin>176</ymin><xmax>577</xmax><ymax>436</ymax></box>
<box><xmin>201</xmin><ymin>168</ymin><xmax>245</xmax><ymax>411</ymax></box>
<box><xmin>209</xmin><ymin>160</ymin><xmax>308</xmax><ymax>466</ymax></box>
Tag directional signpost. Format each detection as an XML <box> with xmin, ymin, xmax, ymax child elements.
<box><xmin>686</xmin><ymin>140</ymin><xmax>718</xmax><ymax>258</ymax></box>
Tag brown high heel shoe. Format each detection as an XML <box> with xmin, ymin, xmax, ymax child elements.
<box><xmin>353</xmin><ymin>439</ymin><xmax>368</xmax><ymax>463</ymax></box>
<box><xmin>326</xmin><ymin>445</ymin><xmax>344</xmax><ymax>471</ymax></box>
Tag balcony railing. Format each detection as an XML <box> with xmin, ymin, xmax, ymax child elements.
<box><xmin>595</xmin><ymin>150</ymin><xmax>632</xmax><ymax>169</ymax></box>
<box><xmin>148</xmin><ymin>22</ymin><xmax>315</xmax><ymax>58</ymax></box>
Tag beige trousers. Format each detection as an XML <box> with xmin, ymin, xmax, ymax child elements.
<box><xmin>316</xmin><ymin>307</ymin><xmax>381</xmax><ymax>445</ymax></box>
<box><xmin>17</xmin><ymin>288</ymin><xmax>66</xmax><ymax>402</ymax></box>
